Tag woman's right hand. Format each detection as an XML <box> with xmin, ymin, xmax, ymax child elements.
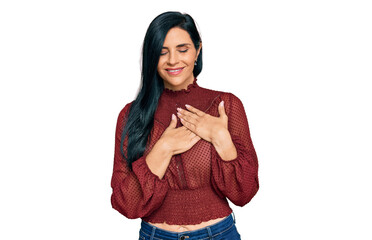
<box><xmin>145</xmin><ymin>114</ymin><xmax>201</xmax><ymax>179</ymax></box>
<box><xmin>160</xmin><ymin>114</ymin><xmax>201</xmax><ymax>155</ymax></box>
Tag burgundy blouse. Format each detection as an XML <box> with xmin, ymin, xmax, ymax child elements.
<box><xmin>110</xmin><ymin>78</ymin><xmax>259</xmax><ymax>225</ymax></box>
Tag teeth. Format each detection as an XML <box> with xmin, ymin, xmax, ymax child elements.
<box><xmin>168</xmin><ymin>68</ymin><xmax>182</xmax><ymax>73</ymax></box>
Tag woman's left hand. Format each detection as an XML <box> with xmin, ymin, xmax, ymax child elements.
<box><xmin>177</xmin><ymin>101</ymin><xmax>229</xmax><ymax>144</ymax></box>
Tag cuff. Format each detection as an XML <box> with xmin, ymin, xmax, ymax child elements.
<box><xmin>132</xmin><ymin>156</ymin><xmax>168</xmax><ymax>183</ymax></box>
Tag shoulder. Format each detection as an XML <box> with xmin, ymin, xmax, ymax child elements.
<box><xmin>198</xmin><ymin>85</ymin><xmax>241</xmax><ymax>101</ymax></box>
<box><xmin>117</xmin><ymin>100</ymin><xmax>135</xmax><ymax>122</ymax></box>
<box><xmin>198</xmin><ymin>85</ymin><xmax>244</xmax><ymax>113</ymax></box>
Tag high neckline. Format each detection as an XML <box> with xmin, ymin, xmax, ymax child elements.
<box><xmin>163</xmin><ymin>78</ymin><xmax>198</xmax><ymax>95</ymax></box>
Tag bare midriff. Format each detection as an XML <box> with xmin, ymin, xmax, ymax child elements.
<box><xmin>148</xmin><ymin>216</ymin><xmax>228</xmax><ymax>232</ymax></box>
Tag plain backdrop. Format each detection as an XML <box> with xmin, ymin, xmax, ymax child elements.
<box><xmin>1</xmin><ymin>0</ymin><xmax>371</xmax><ymax>239</ymax></box>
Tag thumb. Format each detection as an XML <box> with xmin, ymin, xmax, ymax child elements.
<box><xmin>218</xmin><ymin>101</ymin><xmax>227</xmax><ymax>118</ymax></box>
<box><xmin>168</xmin><ymin>114</ymin><xmax>177</xmax><ymax>128</ymax></box>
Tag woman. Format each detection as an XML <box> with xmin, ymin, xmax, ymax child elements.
<box><xmin>110</xmin><ymin>11</ymin><xmax>259</xmax><ymax>240</ymax></box>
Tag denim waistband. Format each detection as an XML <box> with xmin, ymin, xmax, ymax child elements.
<box><xmin>140</xmin><ymin>213</ymin><xmax>236</xmax><ymax>240</ymax></box>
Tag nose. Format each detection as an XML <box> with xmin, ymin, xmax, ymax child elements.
<box><xmin>167</xmin><ymin>51</ymin><xmax>178</xmax><ymax>65</ymax></box>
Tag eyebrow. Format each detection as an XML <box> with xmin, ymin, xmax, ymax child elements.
<box><xmin>162</xmin><ymin>43</ymin><xmax>191</xmax><ymax>49</ymax></box>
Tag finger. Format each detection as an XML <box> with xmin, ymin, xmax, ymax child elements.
<box><xmin>187</xmin><ymin>128</ymin><xmax>198</xmax><ymax>137</ymax></box>
<box><xmin>177</xmin><ymin>107</ymin><xmax>199</xmax><ymax>120</ymax></box>
<box><xmin>218</xmin><ymin>101</ymin><xmax>227</xmax><ymax>118</ymax></box>
<box><xmin>191</xmin><ymin>131</ymin><xmax>201</xmax><ymax>140</ymax></box>
<box><xmin>190</xmin><ymin>134</ymin><xmax>201</xmax><ymax>145</ymax></box>
<box><xmin>185</xmin><ymin>104</ymin><xmax>205</xmax><ymax>117</ymax></box>
<box><xmin>168</xmin><ymin>114</ymin><xmax>177</xmax><ymax>128</ymax></box>
<box><xmin>177</xmin><ymin>111</ymin><xmax>198</xmax><ymax>125</ymax></box>
<box><xmin>189</xmin><ymin>131</ymin><xmax>201</xmax><ymax>140</ymax></box>
<box><xmin>180</xmin><ymin>117</ymin><xmax>196</xmax><ymax>132</ymax></box>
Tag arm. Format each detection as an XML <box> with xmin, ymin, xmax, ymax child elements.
<box><xmin>110</xmin><ymin>103</ymin><xmax>169</xmax><ymax>219</ymax></box>
<box><xmin>211</xmin><ymin>93</ymin><xmax>259</xmax><ymax>206</ymax></box>
<box><xmin>111</xmin><ymin>105</ymin><xmax>200</xmax><ymax>218</ymax></box>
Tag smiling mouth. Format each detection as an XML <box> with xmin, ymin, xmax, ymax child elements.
<box><xmin>166</xmin><ymin>67</ymin><xmax>184</xmax><ymax>73</ymax></box>
<box><xmin>165</xmin><ymin>67</ymin><xmax>184</xmax><ymax>75</ymax></box>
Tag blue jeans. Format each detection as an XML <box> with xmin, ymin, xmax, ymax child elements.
<box><xmin>139</xmin><ymin>213</ymin><xmax>241</xmax><ymax>240</ymax></box>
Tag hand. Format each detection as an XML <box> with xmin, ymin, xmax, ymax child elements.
<box><xmin>159</xmin><ymin>114</ymin><xmax>201</xmax><ymax>155</ymax></box>
<box><xmin>146</xmin><ymin>114</ymin><xmax>200</xmax><ymax>179</ymax></box>
<box><xmin>176</xmin><ymin>101</ymin><xmax>229</xmax><ymax>144</ymax></box>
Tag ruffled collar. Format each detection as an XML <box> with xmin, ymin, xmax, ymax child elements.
<box><xmin>163</xmin><ymin>78</ymin><xmax>198</xmax><ymax>95</ymax></box>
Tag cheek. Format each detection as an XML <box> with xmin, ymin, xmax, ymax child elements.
<box><xmin>185</xmin><ymin>52</ymin><xmax>197</xmax><ymax>64</ymax></box>
<box><xmin>157</xmin><ymin>59</ymin><xmax>165</xmax><ymax>72</ymax></box>
<box><xmin>186</xmin><ymin>56</ymin><xmax>196</xmax><ymax>68</ymax></box>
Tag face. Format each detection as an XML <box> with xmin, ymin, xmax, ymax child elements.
<box><xmin>157</xmin><ymin>27</ymin><xmax>201</xmax><ymax>91</ymax></box>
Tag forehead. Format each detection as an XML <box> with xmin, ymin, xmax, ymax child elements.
<box><xmin>163</xmin><ymin>27</ymin><xmax>193</xmax><ymax>47</ymax></box>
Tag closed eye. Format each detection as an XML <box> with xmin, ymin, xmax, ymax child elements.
<box><xmin>160</xmin><ymin>49</ymin><xmax>188</xmax><ymax>56</ymax></box>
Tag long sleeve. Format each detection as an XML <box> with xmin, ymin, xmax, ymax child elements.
<box><xmin>211</xmin><ymin>93</ymin><xmax>259</xmax><ymax>206</ymax></box>
<box><xmin>110</xmin><ymin>103</ymin><xmax>169</xmax><ymax>219</ymax></box>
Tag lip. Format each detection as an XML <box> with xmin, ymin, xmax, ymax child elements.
<box><xmin>165</xmin><ymin>67</ymin><xmax>184</xmax><ymax>76</ymax></box>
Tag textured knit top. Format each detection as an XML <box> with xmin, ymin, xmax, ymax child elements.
<box><xmin>110</xmin><ymin>78</ymin><xmax>259</xmax><ymax>225</ymax></box>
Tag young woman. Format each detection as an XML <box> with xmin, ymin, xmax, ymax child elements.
<box><xmin>110</xmin><ymin>11</ymin><xmax>259</xmax><ymax>240</ymax></box>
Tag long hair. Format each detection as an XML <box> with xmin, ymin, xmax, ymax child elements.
<box><xmin>121</xmin><ymin>11</ymin><xmax>203</xmax><ymax>169</ymax></box>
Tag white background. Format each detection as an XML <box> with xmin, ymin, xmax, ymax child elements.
<box><xmin>1</xmin><ymin>0</ymin><xmax>371</xmax><ymax>239</ymax></box>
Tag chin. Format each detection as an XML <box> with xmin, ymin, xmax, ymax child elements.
<box><xmin>159</xmin><ymin>69</ymin><xmax>194</xmax><ymax>90</ymax></box>
<box><xmin>165</xmin><ymin>79</ymin><xmax>186</xmax><ymax>88</ymax></box>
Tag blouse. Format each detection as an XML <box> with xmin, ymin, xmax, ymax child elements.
<box><xmin>110</xmin><ymin>78</ymin><xmax>259</xmax><ymax>225</ymax></box>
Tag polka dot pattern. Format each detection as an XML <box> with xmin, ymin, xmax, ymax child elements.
<box><xmin>110</xmin><ymin>79</ymin><xmax>259</xmax><ymax>225</ymax></box>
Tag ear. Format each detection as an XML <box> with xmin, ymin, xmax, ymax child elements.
<box><xmin>195</xmin><ymin>41</ymin><xmax>202</xmax><ymax>60</ymax></box>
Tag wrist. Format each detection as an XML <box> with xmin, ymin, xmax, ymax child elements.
<box><xmin>155</xmin><ymin>138</ymin><xmax>174</xmax><ymax>159</ymax></box>
<box><xmin>146</xmin><ymin>139</ymin><xmax>173</xmax><ymax>179</ymax></box>
<box><xmin>211</xmin><ymin>128</ymin><xmax>230</xmax><ymax>146</ymax></box>
<box><xmin>212</xmin><ymin>130</ymin><xmax>238</xmax><ymax>161</ymax></box>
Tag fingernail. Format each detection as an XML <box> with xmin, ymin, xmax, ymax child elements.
<box><xmin>185</xmin><ymin>104</ymin><xmax>190</xmax><ymax>108</ymax></box>
<box><xmin>172</xmin><ymin>114</ymin><xmax>176</xmax><ymax>120</ymax></box>
<box><xmin>220</xmin><ymin>101</ymin><xmax>224</xmax><ymax>106</ymax></box>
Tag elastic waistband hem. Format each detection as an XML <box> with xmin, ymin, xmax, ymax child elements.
<box><xmin>140</xmin><ymin>213</ymin><xmax>235</xmax><ymax>239</ymax></box>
